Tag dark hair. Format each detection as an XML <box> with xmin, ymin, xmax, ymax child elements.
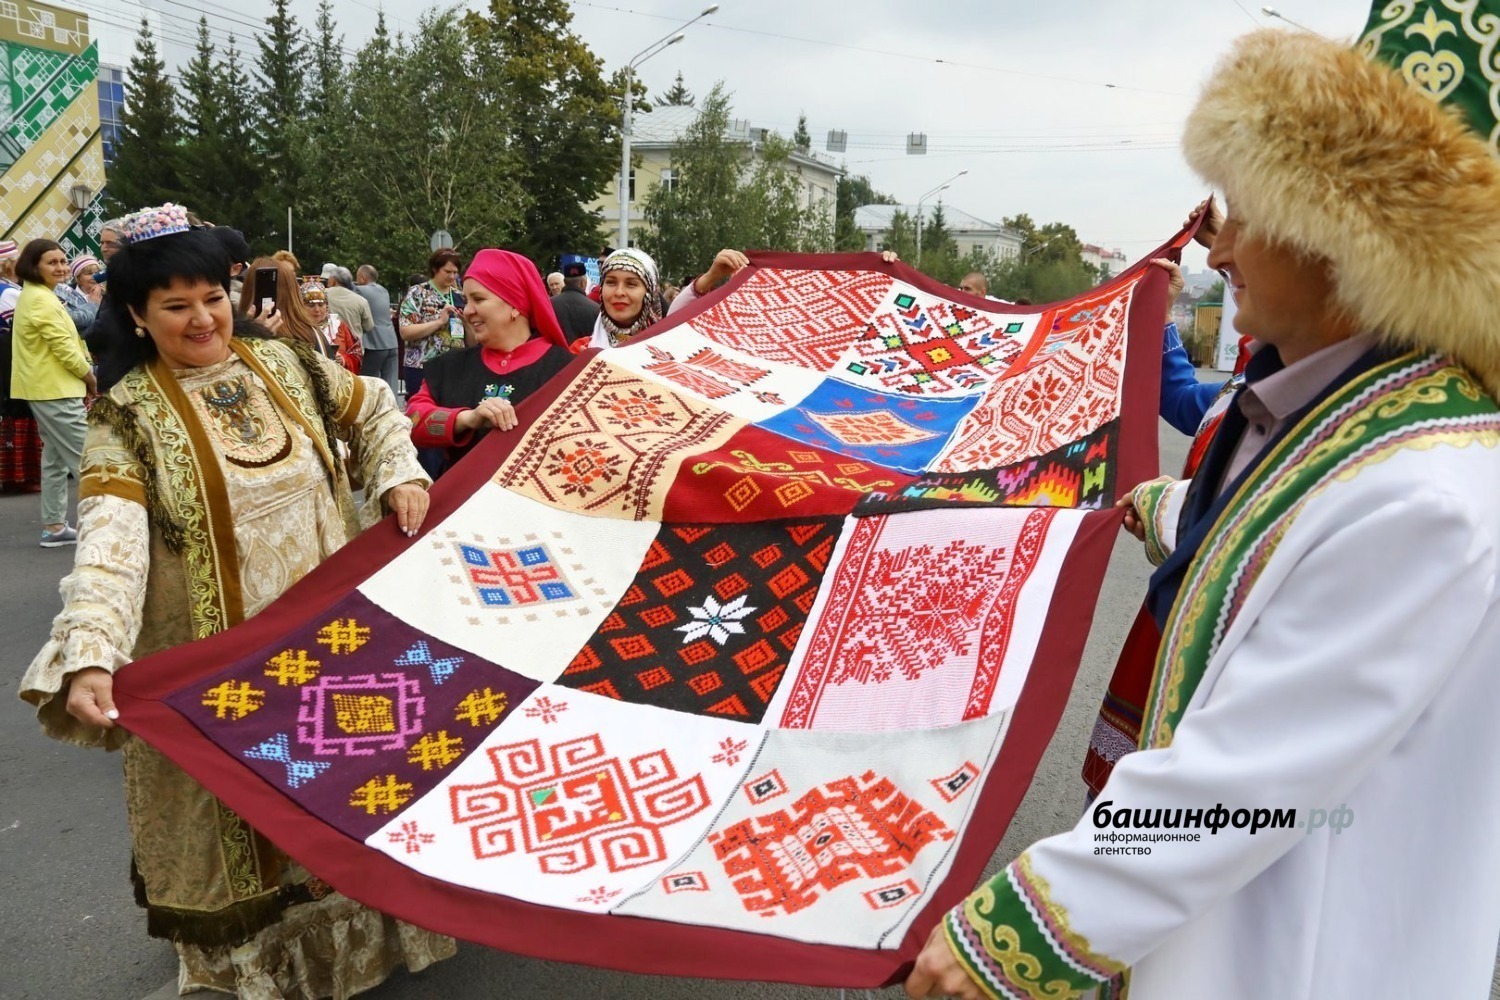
<box><xmin>94</xmin><ymin>228</ymin><xmax>268</xmax><ymax>390</ymax></box>
<box><xmin>16</xmin><ymin>239</ymin><xmax>62</xmax><ymax>284</ymax></box>
<box><xmin>209</xmin><ymin>226</ymin><xmax>252</xmax><ymax>265</ymax></box>
<box><xmin>427</xmin><ymin>249</ymin><xmax>461</xmax><ymax>275</ymax></box>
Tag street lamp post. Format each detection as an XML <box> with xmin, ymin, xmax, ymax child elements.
<box><xmin>1023</xmin><ymin>234</ymin><xmax>1059</xmax><ymax>260</ymax></box>
<box><xmin>914</xmin><ymin>168</ymin><xmax>967</xmax><ymax>267</ymax></box>
<box><xmin>618</xmin><ymin>4</ymin><xmax>719</xmax><ymax>248</ymax></box>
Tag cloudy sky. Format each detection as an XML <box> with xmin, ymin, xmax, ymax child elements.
<box><xmin>99</xmin><ymin>0</ymin><xmax>1378</xmax><ymax>271</ymax></box>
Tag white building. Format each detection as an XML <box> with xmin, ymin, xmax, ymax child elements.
<box><xmin>852</xmin><ymin>204</ymin><xmax>1022</xmax><ymax>259</ymax></box>
<box><xmin>591</xmin><ymin>104</ymin><xmax>844</xmax><ymax>245</ymax></box>
<box><xmin>1081</xmin><ymin>243</ymin><xmax>1130</xmax><ymax>278</ymax></box>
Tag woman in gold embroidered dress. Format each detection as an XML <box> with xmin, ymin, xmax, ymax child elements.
<box><xmin>18</xmin><ymin>205</ymin><xmax>455</xmax><ymax>998</ymax></box>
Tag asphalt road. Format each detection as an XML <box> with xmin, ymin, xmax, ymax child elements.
<box><xmin>2</xmin><ymin>400</ymin><xmax>1493</xmax><ymax>999</ymax></box>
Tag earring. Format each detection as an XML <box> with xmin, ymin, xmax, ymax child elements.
<box><xmin>134</xmin><ymin>326</ymin><xmax>147</xmax><ymax>339</ymax></box>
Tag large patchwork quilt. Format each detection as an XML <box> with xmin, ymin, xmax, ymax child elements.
<box><xmin>112</xmin><ymin>246</ymin><xmax>1177</xmax><ymax>987</ymax></box>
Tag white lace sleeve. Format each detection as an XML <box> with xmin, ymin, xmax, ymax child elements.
<box><xmin>19</xmin><ymin>495</ymin><xmax>150</xmax><ymax>748</ymax></box>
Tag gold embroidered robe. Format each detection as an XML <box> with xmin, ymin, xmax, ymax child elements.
<box><xmin>19</xmin><ymin>337</ymin><xmax>454</xmax><ymax>998</ymax></box>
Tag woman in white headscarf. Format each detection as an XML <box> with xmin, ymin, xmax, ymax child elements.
<box><xmin>587</xmin><ymin>247</ymin><xmax>665</xmax><ymax>349</ymax></box>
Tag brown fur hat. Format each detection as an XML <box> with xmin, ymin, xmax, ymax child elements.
<box><xmin>1183</xmin><ymin>29</ymin><xmax>1500</xmax><ymax>395</ymax></box>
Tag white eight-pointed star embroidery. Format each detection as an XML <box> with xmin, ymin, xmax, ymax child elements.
<box><xmin>675</xmin><ymin>594</ymin><xmax>757</xmax><ymax>645</ymax></box>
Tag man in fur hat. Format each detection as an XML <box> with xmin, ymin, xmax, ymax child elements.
<box><xmin>907</xmin><ymin>20</ymin><xmax>1500</xmax><ymax>1000</ymax></box>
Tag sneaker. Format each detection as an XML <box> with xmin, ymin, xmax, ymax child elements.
<box><xmin>40</xmin><ymin>524</ymin><xmax>78</xmax><ymax>547</ymax></box>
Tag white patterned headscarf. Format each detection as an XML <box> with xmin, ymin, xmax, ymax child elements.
<box><xmin>592</xmin><ymin>248</ymin><xmax>661</xmax><ymax>348</ymax></box>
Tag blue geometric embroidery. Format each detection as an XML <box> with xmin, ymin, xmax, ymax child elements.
<box><xmin>756</xmin><ymin>379</ymin><xmax>980</xmax><ymax>475</ymax></box>
<box><xmin>455</xmin><ymin>541</ymin><xmax>578</xmax><ymax>608</ymax></box>
<box><xmin>395</xmin><ymin>640</ymin><xmax>464</xmax><ymax>685</ymax></box>
<box><xmin>244</xmin><ymin>732</ymin><xmax>331</xmax><ymax>788</ymax></box>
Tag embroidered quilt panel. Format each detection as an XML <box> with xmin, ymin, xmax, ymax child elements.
<box><xmin>112</xmin><ymin>246</ymin><xmax>1180</xmax><ymax>988</ymax></box>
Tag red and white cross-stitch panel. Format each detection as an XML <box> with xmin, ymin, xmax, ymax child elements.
<box><xmin>612</xmin><ymin>711</ymin><xmax>1006</xmax><ymax>948</ymax></box>
<box><xmin>767</xmin><ymin>507</ymin><xmax>1088</xmax><ymax>732</ymax></box>
<box><xmin>605</xmin><ymin>324</ymin><xmax>824</xmax><ymax>423</ymax></box>
<box><xmin>932</xmin><ymin>281</ymin><xmax>1135</xmax><ymax>471</ymax></box>
<box><xmin>366</xmin><ymin>686</ymin><xmax>758</xmax><ymax>911</ymax></box>
<box><xmin>682</xmin><ymin>266</ymin><xmax>894</xmax><ymax>373</ymax></box>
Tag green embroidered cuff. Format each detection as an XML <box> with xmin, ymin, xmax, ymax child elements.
<box><xmin>1133</xmin><ymin>480</ymin><xmax>1177</xmax><ymax>567</ymax></box>
<box><xmin>943</xmin><ymin>853</ymin><xmax>1121</xmax><ymax>1000</ymax></box>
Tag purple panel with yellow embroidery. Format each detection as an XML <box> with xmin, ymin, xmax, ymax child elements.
<box><xmin>167</xmin><ymin>592</ymin><xmax>540</xmax><ymax>839</ymax></box>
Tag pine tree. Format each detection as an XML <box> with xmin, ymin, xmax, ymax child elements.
<box><xmin>793</xmin><ymin>112</ymin><xmax>811</xmax><ymax>152</ymax></box>
<box><xmin>298</xmin><ymin>0</ymin><xmax>353</xmax><ymax>265</ymax></box>
<box><xmin>176</xmin><ymin>18</ymin><xmax>245</xmax><ymax>226</ymax></box>
<box><xmin>105</xmin><ymin>20</ymin><xmax>185</xmax><ymax>215</ymax></box>
<box><xmin>466</xmin><ymin>0</ymin><xmax>619</xmax><ymax>261</ymax></box>
<box><xmin>254</xmin><ymin>0</ymin><xmax>309</xmax><ymax>248</ymax></box>
<box><xmin>657</xmin><ymin>71</ymin><xmax>694</xmax><ymax>107</ymax></box>
<box><xmin>213</xmin><ymin>36</ymin><xmax>264</xmax><ymax>242</ymax></box>
<box><xmin>917</xmin><ymin>202</ymin><xmax>962</xmax><ymax>282</ymax></box>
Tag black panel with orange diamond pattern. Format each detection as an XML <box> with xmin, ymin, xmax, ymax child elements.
<box><xmin>559</xmin><ymin>517</ymin><xmax>840</xmax><ymax>722</ymax></box>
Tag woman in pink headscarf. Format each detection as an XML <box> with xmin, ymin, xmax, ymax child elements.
<box><xmin>405</xmin><ymin>248</ymin><xmax>573</xmax><ymax>474</ymax></box>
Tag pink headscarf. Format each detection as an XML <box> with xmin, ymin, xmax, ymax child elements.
<box><xmin>463</xmin><ymin>249</ymin><xmax>567</xmax><ymax>349</ymax></box>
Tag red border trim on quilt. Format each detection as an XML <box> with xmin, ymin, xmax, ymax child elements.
<box><xmin>110</xmin><ymin>236</ymin><xmax>1187</xmax><ymax>986</ymax></box>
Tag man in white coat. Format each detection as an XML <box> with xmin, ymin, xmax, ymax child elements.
<box><xmin>907</xmin><ymin>24</ymin><xmax>1500</xmax><ymax>1000</ymax></box>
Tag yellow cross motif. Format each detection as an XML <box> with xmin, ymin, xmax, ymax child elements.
<box><xmin>348</xmin><ymin>774</ymin><xmax>414</xmax><ymax>815</ymax></box>
<box><xmin>407</xmin><ymin>730</ymin><xmax>466</xmax><ymax>771</ymax></box>
<box><xmin>317</xmin><ymin>618</ymin><xmax>372</xmax><ymax>655</ymax></box>
<box><xmin>454</xmin><ymin>687</ymin><xmax>509</xmax><ymax>727</ymax></box>
<box><xmin>201</xmin><ymin>680</ymin><xmax>266</xmax><ymax>721</ymax></box>
<box><xmin>263</xmin><ymin>648</ymin><xmax>321</xmax><ymax>686</ymax></box>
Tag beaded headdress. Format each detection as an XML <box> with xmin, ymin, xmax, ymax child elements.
<box><xmin>300</xmin><ymin>279</ymin><xmax>327</xmax><ymax>303</ymax></box>
<box><xmin>116</xmin><ymin>203</ymin><xmax>193</xmax><ymax>245</ymax></box>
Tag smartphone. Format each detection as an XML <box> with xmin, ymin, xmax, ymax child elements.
<box><xmin>252</xmin><ymin>266</ymin><xmax>278</xmax><ymax>316</ymax></box>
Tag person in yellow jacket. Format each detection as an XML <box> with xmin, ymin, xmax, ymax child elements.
<box><xmin>10</xmin><ymin>239</ymin><xmax>95</xmax><ymax>546</ymax></box>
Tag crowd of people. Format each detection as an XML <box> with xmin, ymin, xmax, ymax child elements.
<box><xmin>7</xmin><ymin>18</ymin><xmax>1500</xmax><ymax>1000</ymax></box>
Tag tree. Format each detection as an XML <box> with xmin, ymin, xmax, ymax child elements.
<box><xmin>211</xmin><ymin>36</ymin><xmax>263</xmax><ymax>242</ymax></box>
<box><xmin>988</xmin><ymin>213</ymin><xmax>1099</xmax><ymax>302</ymax></box>
<box><xmin>296</xmin><ymin>0</ymin><xmax>355</xmax><ymax>265</ymax></box>
<box><xmin>639</xmin><ymin>84</ymin><xmax>750</xmax><ymax>281</ymax></box>
<box><xmin>747</xmin><ymin>132</ymin><xmax>831</xmax><ymax>252</ymax></box>
<box><xmin>465</xmin><ymin>0</ymin><xmax>620</xmax><ymax>262</ymax></box>
<box><xmin>641</xmin><ymin>84</ymin><xmax>832</xmax><ymax>279</ymax></box>
<box><xmin>793</xmin><ymin>112</ymin><xmax>811</xmax><ymax>152</ymax></box>
<box><xmin>177</xmin><ymin>19</ymin><xmax>228</xmax><ymax>221</ymax></box>
<box><xmin>834</xmin><ymin>173</ymin><xmax>895</xmax><ymax>251</ymax></box>
<box><xmin>105</xmin><ymin>20</ymin><xmax>185</xmax><ymax>215</ymax></box>
<box><xmin>916</xmin><ymin>202</ymin><xmax>962</xmax><ymax>283</ymax></box>
<box><xmin>656</xmin><ymin>71</ymin><xmax>694</xmax><ymax>107</ymax></box>
<box><xmin>877</xmin><ymin>209</ymin><xmax>918</xmax><ymax>262</ymax></box>
<box><xmin>253</xmin><ymin>0</ymin><xmax>309</xmax><ymax>247</ymax></box>
<box><xmin>341</xmin><ymin>10</ymin><xmax>524</xmax><ymax>283</ymax></box>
